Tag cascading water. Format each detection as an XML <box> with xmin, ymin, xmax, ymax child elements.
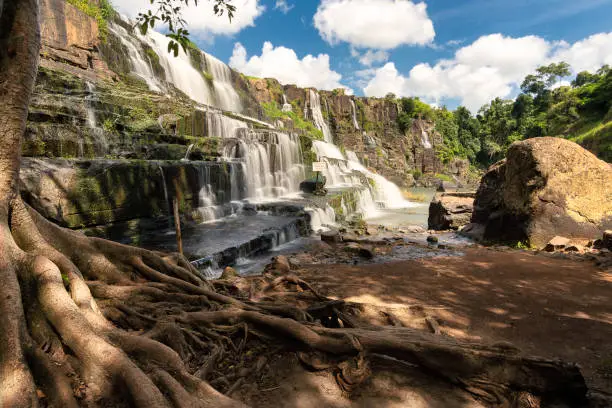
<box><xmin>105</xmin><ymin>17</ymin><xmax>414</xmax><ymax>260</ymax></box>
<box><xmin>282</xmin><ymin>94</ymin><xmax>292</xmax><ymax>113</ymax></box>
<box><xmin>108</xmin><ymin>23</ymin><xmax>163</xmax><ymax>92</ymax></box>
<box><xmin>306</xmin><ymin>204</ymin><xmax>336</xmax><ymax>232</ymax></box>
<box><xmin>182</xmin><ymin>144</ymin><xmax>195</xmax><ymax>161</ymax></box>
<box><xmin>421</xmin><ymin>129</ymin><xmax>432</xmax><ymax>149</ymax></box>
<box><xmin>350</xmin><ymin>99</ymin><xmax>360</xmax><ymax>130</ymax></box>
<box><xmin>111</xmin><ymin>20</ymin><xmax>242</xmax><ymax>112</ymax></box>
<box><xmin>311</xmin><ymin>141</ymin><xmax>413</xmax><ymax>218</ymax></box>
<box><xmin>308</xmin><ymin>90</ymin><xmax>333</xmax><ymax>143</ymax></box>
<box><xmin>84</xmin><ymin>81</ymin><xmax>109</xmax><ymax>157</ymax></box>
<box><xmin>222</xmin><ymin>130</ymin><xmax>304</xmax><ymax>201</ymax></box>
<box><xmin>203</xmin><ymin>53</ymin><xmax>242</xmax><ymax>113</ymax></box>
<box><xmin>205</xmin><ymin>110</ymin><xmax>249</xmax><ymax>139</ymax></box>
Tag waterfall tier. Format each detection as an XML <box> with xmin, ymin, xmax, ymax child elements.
<box><xmin>109</xmin><ymin>21</ymin><xmax>241</xmax><ymax>112</ymax></box>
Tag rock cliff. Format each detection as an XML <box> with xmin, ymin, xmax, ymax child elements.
<box><xmin>244</xmin><ymin>79</ymin><xmax>444</xmax><ymax>187</ymax></box>
<box><xmin>22</xmin><ymin>0</ymin><xmax>459</xmax><ymax>234</ymax></box>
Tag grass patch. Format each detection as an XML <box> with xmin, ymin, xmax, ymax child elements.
<box><xmin>262</xmin><ymin>102</ymin><xmax>324</xmax><ymax>140</ymax></box>
<box><xmin>434</xmin><ymin>173</ymin><xmax>453</xmax><ymax>182</ymax></box>
<box><xmin>402</xmin><ymin>190</ymin><xmax>428</xmax><ymax>202</ymax></box>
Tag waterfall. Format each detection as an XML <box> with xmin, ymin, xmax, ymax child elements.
<box><xmin>306</xmin><ymin>204</ymin><xmax>336</xmax><ymax>232</ymax></box>
<box><xmin>108</xmin><ymin>23</ymin><xmax>163</xmax><ymax>92</ymax></box>
<box><xmin>350</xmin><ymin>99</ymin><xmax>360</xmax><ymax>130</ymax></box>
<box><xmin>205</xmin><ymin>110</ymin><xmax>249</xmax><ymax>138</ymax></box>
<box><xmin>311</xmin><ymin>140</ymin><xmax>413</xmax><ymax>218</ymax></box>
<box><xmin>195</xmin><ymin>164</ymin><xmax>235</xmax><ymax>222</ymax></box>
<box><xmin>308</xmin><ymin>90</ymin><xmax>333</xmax><ymax>143</ymax></box>
<box><xmin>282</xmin><ymin>94</ymin><xmax>292</xmax><ymax>113</ymax></box>
<box><xmin>111</xmin><ymin>19</ymin><xmax>242</xmax><ymax>111</ymax></box>
<box><xmin>182</xmin><ymin>144</ymin><xmax>195</xmax><ymax>161</ymax></box>
<box><xmin>421</xmin><ymin>129</ymin><xmax>432</xmax><ymax>149</ymax></box>
<box><xmin>203</xmin><ymin>53</ymin><xmax>242</xmax><ymax>113</ymax></box>
<box><xmin>85</xmin><ymin>81</ymin><xmax>97</xmax><ymax>128</ymax></box>
<box><xmin>222</xmin><ymin>130</ymin><xmax>304</xmax><ymax>201</ymax></box>
<box><xmin>84</xmin><ymin>81</ymin><xmax>109</xmax><ymax>157</ymax></box>
<box><xmin>144</xmin><ymin>30</ymin><xmax>215</xmax><ymax>106</ymax></box>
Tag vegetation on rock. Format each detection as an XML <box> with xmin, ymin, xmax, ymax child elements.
<box><xmin>396</xmin><ymin>62</ymin><xmax>612</xmax><ymax>168</ymax></box>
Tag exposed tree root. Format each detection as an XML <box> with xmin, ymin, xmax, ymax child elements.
<box><xmin>0</xmin><ymin>199</ymin><xmax>591</xmax><ymax>407</ymax></box>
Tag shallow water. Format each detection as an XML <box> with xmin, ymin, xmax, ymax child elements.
<box><xmin>367</xmin><ymin>187</ymin><xmax>436</xmax><ymax>228</ymax></box>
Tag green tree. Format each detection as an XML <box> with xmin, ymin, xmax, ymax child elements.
<box><xmin>521</xmin><ymin>62</ymin><xmax>571</xmax><ymax>112</ymax></box>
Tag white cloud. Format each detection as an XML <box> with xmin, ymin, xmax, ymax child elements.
<box><xmin>314</xmin><ymin>0</ymin><xmax>435</xmax><ymax>49</ymax></box>
<box><xmin>229</xmin><ymin>42</ymin><xmax>349</xmax><ymax>91</ymax></box>
<box><xmin>363</xmin><ymin>32</ymin><xmax>612</xmax><ymax>112</ymax></box>
<box><xmin>446</xmin><ymin>39</ymin><xmax>464</xmax><ymax>47</ymax></box>
<box><xmin>274</xmin><ymin>0</ymin><xmax>294</xmax><ymax>14</ymax></box>
<box><xmin>112</xmin><ymin>0</ymin><xmax>264</xmax><ymax>38</ymax></box>
<box><xmin>551</xmin><ymin>32</ymin><xmax>612</xmax><ymax>73</ymax></box>
<box><xmin>353</xmin><ymin>49</ymin><xmax>390</xmax><ymax>66</ymax></box>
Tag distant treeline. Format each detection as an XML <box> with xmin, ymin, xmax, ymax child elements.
<box><xmin>393</xmin><ymin>62</ymin><xmax>612</xmax><ymax>166</ymax></box>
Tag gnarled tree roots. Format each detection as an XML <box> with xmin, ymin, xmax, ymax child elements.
<box><xmin>0</xmin><ymin>199</ymin><xmax>589</xmax><ymax>407</ymax></box>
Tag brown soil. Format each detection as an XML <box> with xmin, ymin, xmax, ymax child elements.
<box><xmin>297</xmin><ymin>247</ymin><xmax>612</xmax><ymax>395</ymax></box>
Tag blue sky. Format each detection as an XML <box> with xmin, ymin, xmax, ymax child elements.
<box><xmin>114</xmin><ymin>0</ymin><xmax>612</xmax><ymax>111</ymax></box>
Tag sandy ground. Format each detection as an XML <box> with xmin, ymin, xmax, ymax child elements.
<box><xmin>233</xmin><ymin>243</ymin><xmax>612</xmax><ymax>407</ymax></box>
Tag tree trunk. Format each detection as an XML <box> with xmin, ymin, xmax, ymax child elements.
<box><xmin>0</xmin><ymin>0</ymin><xmax>41</xmax><ymax>406</ymax></box>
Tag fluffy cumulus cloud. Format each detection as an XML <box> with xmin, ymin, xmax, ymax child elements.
<box><xmin>112</xmin><ymin>0</ymin><xmax>264</xmax><ymax>37</ymax></box>
<box><xmin>364</xmin><ymin>32</ymin><xmax>612</xmax><ymax>112</ymax></box>
<box><xmin>314</xmin><ymin>0</ymin><xmax>435</xmax><ymax>49</ymax></box>
<box><xmin>552</xmin><ymin>32</ymin><xmax>612</xmax><ymax>73</ymax></box>
<box><xmin>229</xmin><ymin>42</ymin><xmax>349</xmax><ymax>91</ymax></box>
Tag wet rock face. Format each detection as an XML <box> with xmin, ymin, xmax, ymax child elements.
<box><xmin>428</xmin><ymin>193</ymin><xmax>475</xmax><ymax>231</ymax></box>
<box><xmin>471</xmin><ymin>137</ymin><xmax>612</xmax><ymax>247</ymax></box>
<box><xmin>19</xmin><ymin>158</ymin><xmax>235</xmax><ymax>229</ymax></box>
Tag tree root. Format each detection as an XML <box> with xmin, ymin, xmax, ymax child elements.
<box><xmin>0</xmin><ymin>199</ymin><xmax>591</xmax><ymax>407</ymax></box>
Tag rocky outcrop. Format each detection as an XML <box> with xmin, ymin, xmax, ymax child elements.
<box><xmin>246</xmin><ymin>79</ymin><xmax>447</xmax><ymax>186</ymax></box>
<box><xmin>471</xmin><ymin>137</ymin><xmax>612</xmax><ymax>247</ymax></box>
<box><xmin>40</xmin><ymin>0</ymin><xmax>115</xmax><ymax>80</ymax></box>
<box><xmin>19</xmin><ymin>158</ymin><xmax>235</xmax><ymax>229</ymax></box>
<box><xmin>428</xmin><ymin>193</ymin><xmax>475</xmax><ymax>230</ymax></box>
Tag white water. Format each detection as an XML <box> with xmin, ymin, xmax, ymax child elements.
<box><xmin>84</xmin><ymin>81</ymin><xmax>110</xmax><ymax>156</ymax></box>
<box><xmin>204</xmin><ymin>110</ymin><xmax>249</xmax><ymax>139</ymax></box>
<box><xmin>308</xmin><ymin>90</ymin><xmax>333</xmax><ymax>143</ymax></box>
<box><xmin>84</xmin><ymin>81</ymin><xmax>97</xmax><ymax>128</ymax></box>
<box><xmin>223</xmin><ymin>130</ymin><xmax>305</xmax><ymax>201</ymax></box>
<box><xmin>306</xmin><ymin>204</ymin><xmax>336</xmax><ymax>232</ymax></box>
<box><xmin>204</xmin><ymin>53</ymin><xmax>242</xmax><ymax>112</ymax></box>
<box><xmin>312</xmin><ymin>140</ymin><xmax>414</xmax><ymax>218</ymax></box>
<box><xmin>108</xmin><ymin>17</ymin><xmax>411</xmax><ymax>234</ymax></box>
<box><xmin>108</xmin><ymin>23</ymin><xmax>163</xmax><ymax>92</ymax></box>
<box><xmin>421</xmin><ymin>129</ymin><xmax>432</xmax><ymax>149</ymax></box>
<box><xmin>282</xmin><ymin>94</ymin><xmax>293</xmax><ymax>113</ymax></box>
<box><xmin>183</xmin><ymin>143</ymin><xmax>195</xmax><ymax>161</ymax></box>
<box><xmin>350</xmin><ymin>99</ymin><xmax>360</xmax><ymax>130</ymax></box>
<box><xmin>110</xmin><ymin>21</ymin><xmax>241</xmax><ymax>112</ymax></box>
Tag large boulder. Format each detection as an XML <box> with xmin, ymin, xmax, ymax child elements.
<box><xmin>428</xmin><ymin>192</ymin><xmax>475</xmax><ymax>230</ymax></box>
<box><xmin>471</xmin><ymin>137</ymin><xmax>612</xmax><ymax>247</ymax></box>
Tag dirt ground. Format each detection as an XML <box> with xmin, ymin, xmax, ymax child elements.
<box><xmin>298</xmin><ymin>247</ymin><xmax>612</xmax><ymax>394</ymax></box>
<box><xmin>234</xmin><ymin>245</ymin><xmax>612</xmax><ymax>407</ymax></box>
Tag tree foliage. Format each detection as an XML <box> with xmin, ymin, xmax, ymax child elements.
<box><xmin>136</xmin><ymin>0</ymin><xmax>236</xmax><ymax>56</ymax></box>
<box><xmin>396</xmin><ymin>61</ymin><xmax>612</xmax><ymax>166</ymax></box>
